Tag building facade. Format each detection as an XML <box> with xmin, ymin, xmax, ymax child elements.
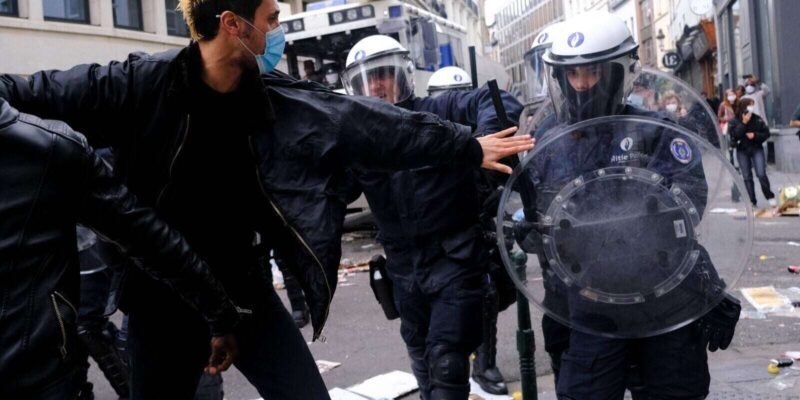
<box><xmin>0</xmin><ymin>0</ymin><xmax>204</xmax><ymax>75</ymax></box>
<box><xmin>714</xmin><ymin>0</ymin><xmax>800</xmax><ymax>127</ymax></box>
<box><xmin>493</xmin><ymin>0</ymin><xmax>564</xmax><ymax>98</ymax></box>
<box><xmin>637</xmin><ymin>0</ymin><xmax>676</xmax><ymax>71</ymax></box>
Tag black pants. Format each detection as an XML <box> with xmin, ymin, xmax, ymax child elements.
<box><xmin>126</xmin><ymin>281</ymin><xmax>329</xmax><ymax>400</ymax></box>
<box><xmin>556</xmin><ymin>324</ymin><xmax>709</xmax><ymax>400</ymax></box>
<box><xmin>384</xmin><ymin>227</ymin><xmax>486</xmax><ymax>400</ymax></box>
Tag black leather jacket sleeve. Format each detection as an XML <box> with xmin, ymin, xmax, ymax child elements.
<box><xmin>78</xmin><ymin>146</ymin><xmax>239</xmax><ymax>336</ymax></box>
<box><xmin>332</xmin><ymin>94</ymin><xmax>482</xmax><ymax>172</ymax></box>
<box><xmin>0</xmin><ymin>54</ymin><xmax>143</xmax><ymax>148</ymax></box>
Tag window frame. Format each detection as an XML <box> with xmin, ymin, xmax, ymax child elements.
<box><xmin>113</xmin><ymin>0</ymin><xmax>144</xmax><ymax>31</ymax></box>
<box><xmin>43</xmin><ymin>0</ymin><xmax>91</xmax><ymax>24</ymax></box>
<box><xmin>165</xmin><ymin>0</ymin><xmax>190</xmax><ymax>38</ymax></box>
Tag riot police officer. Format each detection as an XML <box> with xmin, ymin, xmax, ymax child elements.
<box><xmin>341</xmin><ymin>36</ymin><xmax>524</xmax><ymax>399</ymax></box>
<box><xmin>425</xmin><ymin>66</ymin><xmax>520</xmax><ymax>395</ymax></box>
<box><xmin>519</xmin><ymin>12</ymin><xmax>742</xmax><ymax>399</ymax></box>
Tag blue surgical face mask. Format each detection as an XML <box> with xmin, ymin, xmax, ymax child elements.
<box><xmin>236</xmin><ymin>17</ymin><xmax>285</xmax><ymax>74</ymax></box>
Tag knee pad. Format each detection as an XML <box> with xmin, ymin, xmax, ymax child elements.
<box><xmin>428</xmin><ymin>347</ymin><xmax>469</xmax><ymax>390</ymax></box>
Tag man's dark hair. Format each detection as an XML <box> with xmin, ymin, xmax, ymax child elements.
<box><xmin>180</xmin><ymin>0</ymin><xmax>263</xmax><ymax>41</ymax></box>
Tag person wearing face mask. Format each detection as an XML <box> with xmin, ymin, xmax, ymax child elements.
<box><xmin>0</xmin><ymin>0</ymin><xmax>534</xmax><ymax>398</ymax></box>
<box><xmin>718</xmin><ymin>88</ymin><xmax>738</xmax><ymax>133</ymax></box>
<box><xmin>662</xmin><ymin>91</ymin><xmax>688</xmax><ymax>117</ymax></box>
<box><xmin>729</xmin><ymin>98</ymin><xmax>776</xmax><ymax>207</ymax></box>
<box><xmin>741</xmin><ymin>74</ymin><xmax>771</xmax><ymax>119</ymax></box>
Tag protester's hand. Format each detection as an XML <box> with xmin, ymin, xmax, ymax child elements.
<box><xmin>743</xmin><ymin>112</ymin><xmax>752</xmax><ymax>124</ymax></box>
<box><xmin>205</xmin><ymin>334</ymin><xmax>238</xmax><ymax>375</ymax></box>
<box><xmin>746</xmin><ymin>132</ymin><xmax>755</xmax><ymax>140</ymax></box>
<box><xmin>477</xmin><ymin>127</ymin><xmax>534</xmax><ymax>174</ymax></box>
<box><xmin>696</xmin><ymin>294</ymin><xmax>741</xmax><ymax>352</ymax></box>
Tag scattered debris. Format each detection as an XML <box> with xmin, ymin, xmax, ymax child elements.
<box><xmin>468</xmin><ymin>378</ymin><xmax>512</xmax><ymax>399</ymax></box>
<box><xmin>741</xmin><ymin>287</ymin><xmax>793</xmax><ymax>313</ymax></box>
<box><xmin>787</xmin><ymin>241</ymin><xmax>800</xmax><ymax>247</ymax></box>
<box><xmin>710</xmin><ymin>208</ymin><xmax>739</xmax><ymax>214</ymax></box>
<box><xmin>347</xmin><ymin>370</ymin><xmax>419</xmax><ymax>399</ymax></box>
<box><xmin>360</xmin><ymin>243</ymin><xmax>376</xmax><ymax>250</ymax></box>
<box><xmin>789</xmin><ymin>265</ymin><xmax>800</xmax><ymax>274</ymax></box>
<box><xmin>759</xmin><ymin>255</ymin><xmax>776</xmax><ymax>261</ymax></box>
<box><xmin>328</xmin><ymin>387</ymin><xmax>368</xmax><ymax>400</ymax></box>
<box><xmin>316</xmin><ymin>360</ymin><xmax>342</xmax><ymax>374</ymax></box>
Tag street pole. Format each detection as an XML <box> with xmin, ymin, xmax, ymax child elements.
<box><xmin>511</xmin><ymin>251</ymin><xmax>538</xmax><ymax>399</ymax></box>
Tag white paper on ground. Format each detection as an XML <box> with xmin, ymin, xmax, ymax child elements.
<box><xmin>329</xmin><ymin>387</ymin><xmax>369</xmax><ymax>400</ymax></box>
<box><xmin>317</xmin><ymin>360</ymin><xmax>342</xmax><ymax>374</ymax></box>
<box><xmin>347</xmin><ymin>370</ymin><xmax>419</xmax><ymax>399</ymax></box>
<box><xmin>468</xmin><ymin>378</ymin><xmax>513</xmax><ymax>399</ymax></box>
<box><xmin>740</xmin><ymin>286</ymin><xmax>793</xmax><ymax>313</ymax></box>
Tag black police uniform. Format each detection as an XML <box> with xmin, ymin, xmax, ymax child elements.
<box><xmin>354</xmin><ymin>85</ymin><xmax>522</xmax><ymax>400</ymax></box>
<box><xmin>525</xmin><ymin>106</ymin><xmax>718</xmax><ymax>399</ymax></box>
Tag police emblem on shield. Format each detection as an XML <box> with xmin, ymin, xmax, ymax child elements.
<box><xmin>670</xmin><ymin>138</ymin><xmax>692</xmax><ymax>164</ymax></box>
<box><xmin>620</xmin><ymin>137</ymin><xmax>633</xmax><ymax>152</ymax></box>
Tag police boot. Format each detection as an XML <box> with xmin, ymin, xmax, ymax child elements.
<box><xmin>78</xmin><ymin>324</ymin><xmax>130</xmax><ymax>398</ymax></box>
<box><xmin>471</xmin><ymin>282</ymin><xmax>508</xmax><ymax>395</ymax></box>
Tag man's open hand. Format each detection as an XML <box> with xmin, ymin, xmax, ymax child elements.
<box><xmin>205</xmin><ymin>334</ymin><xmax>238</xmax><ymax>375</ymax></box>
<box><xmin>477</xmin><ymin>127</ymin><xmax>535</xmax><ymax>174</ymax></box>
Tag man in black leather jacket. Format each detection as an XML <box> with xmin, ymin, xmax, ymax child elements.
<box><xmin>0</xmin><ymin>1</ymin><xmax>531</xmax><ymax>398</ymax></box>
<box><xmin>0</xmin><ymin>98</ymin><xmax>239</xmax><ymax>400</ymax></box>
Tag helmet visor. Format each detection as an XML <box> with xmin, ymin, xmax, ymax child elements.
<box><xmin>342</xmin><ymin>53</ymin><xmax>415</xmax><ymax>104</ymax></box>
<box><xmin>524</xmin><ymin>47</ymin><xmax>549</xmax><ymax>102</ymax></box>
<box><xmin>546</xmin><ymin>54</ymin><xmax>637</xmax><ymax>123</ymax></box>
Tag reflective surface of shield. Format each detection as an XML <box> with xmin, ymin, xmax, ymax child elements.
<box><xmin>498</xmin><ymin>116</ymin><xmax>752</xmax><ymax>338</ymax></box>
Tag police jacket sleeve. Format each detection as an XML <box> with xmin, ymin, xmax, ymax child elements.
<box><xmin>334</xmin><ymin>95</ymin><xmax>482</xmax><ymax>171</ymax></box>
<box><xmin>77</xmin><ymin>144</ymin><xmax>239</xmax><ymax>336</ymax></box>
<box><xmin>436</xmin><ymin>84</ymin><xmax>524</xmax><ymax>136</ymax></box>
<box><xmin>0</xmin><ymin>55</ymin><xmax>140</xmax><ymax>148</ymax></box>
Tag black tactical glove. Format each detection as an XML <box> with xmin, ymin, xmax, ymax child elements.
<box><xmin>513</xmin><ymin>219</ymin><xmax>542</xmax><ymax>254</ymax></box>
<box><xmin>697</xmin><ymin>293</ymin><xmax>741</xmax><ymax>352</ymax></box>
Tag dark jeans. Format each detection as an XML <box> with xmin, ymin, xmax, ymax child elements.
<box><xmin>127</xmin><ymin>281</ymin><xmax>329</xmax><ymax>400</ymax></box>
<box><xmin>736</xmin><ymin>147</ymin><xmax>775</xmax><ymax>205</ymax></box>
<box><xmin>556</xmin><ymin>324</ymin><xmax>709</xmax><ymax>400</ymax></box>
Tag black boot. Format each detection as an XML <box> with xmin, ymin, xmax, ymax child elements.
<box><xmin>471</xmin><ymin>280</ymin><xmax>508</xmax><ymax>395</ymax></box>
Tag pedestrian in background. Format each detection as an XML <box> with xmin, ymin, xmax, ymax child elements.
<box><xmin>729</xmin><ymin>97</ymin><xmax>777</xmax><ymax>207</ymax></box>
<box><xmin>742</xmin><ymin>74</ymin><xmax>770</xmax><ymax>119</ymax></box>
<box><xmin>718</xmin><ymin>88</ymin><xmax>738</xmax><ymax>134</ymax></box>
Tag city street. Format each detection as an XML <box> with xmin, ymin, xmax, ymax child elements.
<box><xmin>86</xmin><ymin>168</ymin><xmax>800</xmax><ymax>400</ymax></box>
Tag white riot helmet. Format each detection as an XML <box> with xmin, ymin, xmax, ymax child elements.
<box><xmin>523</xmin><ymin>22</ymin><xmax>562</xmax><ymax>104</ymax></box>
<box><xmin>427</xmin><ymin>66</ymin><xmax>472</xmax><ymax>97</ymax></box>
<box><xmin>543</xmin><ymin>11</ymin><xmax>640</xmax><ymax>123</ymax></box>
<box><xmin>342</xmin><ymin>35</ymin><xmax>415</xmax><ymax>104</ymax></box>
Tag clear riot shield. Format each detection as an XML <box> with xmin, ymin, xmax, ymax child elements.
<box><xmin>628</xmin><ymin>68</ymin><xmax>723</xmax><ymax>149</ymax></box>
<box><xmin>498</xmin><ymin>116</ymin><xmax>753</xmax><ymax>339</ymax></box>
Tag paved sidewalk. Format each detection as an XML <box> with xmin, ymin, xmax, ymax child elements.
<box><xmin>496</xmin><ymin>343</ymin><xmax>800</xmax><ymax>400</ymax></box>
